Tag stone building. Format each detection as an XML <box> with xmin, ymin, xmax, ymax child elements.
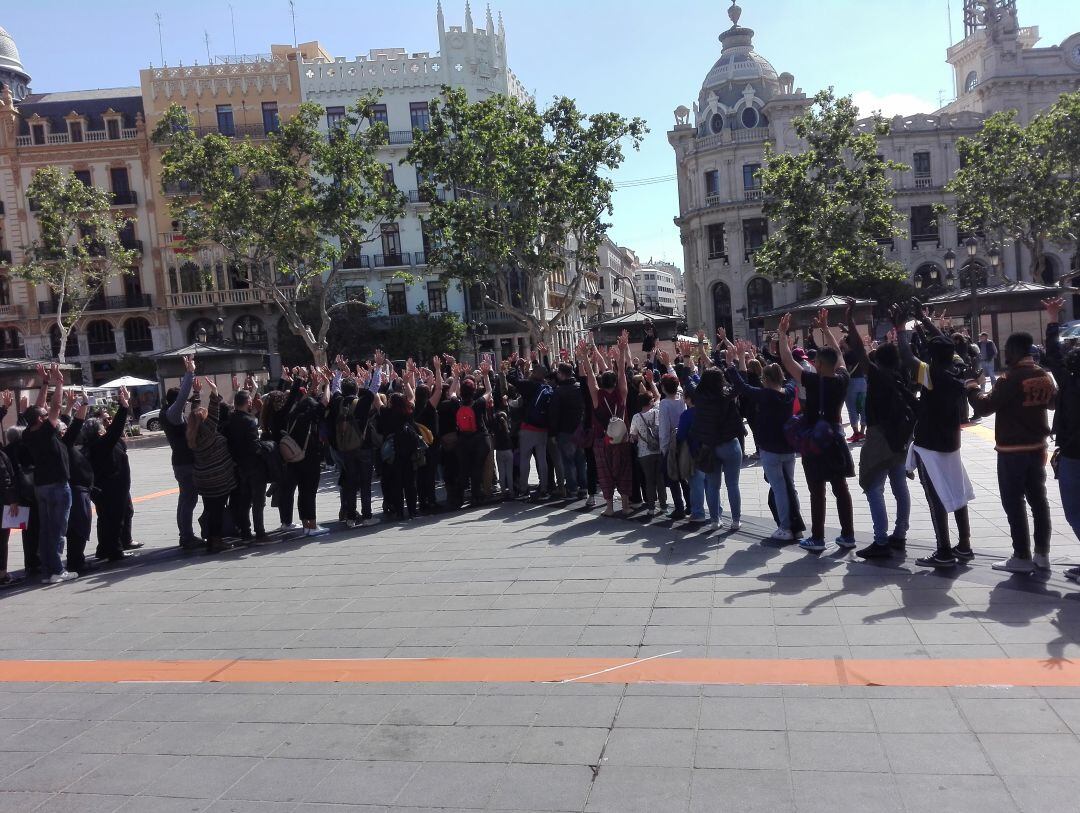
<box><xmin>636</xmin><ymin>259</ymin><xmax>680</xmax><ymax>315</ymax></box>
<box><xmin>669</xmin><ymin>0</ymin><xmax>1080</xmax><ymax>340</ymax></box>
<box><xmin>0</xmin><ymin>26</ymin><xmax>165</xmax><ymax>383</ymax></box>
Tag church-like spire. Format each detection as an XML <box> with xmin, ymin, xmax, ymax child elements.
<box><xmin>465</xmin><ymin>0</ymin><xmax>474</xmax><ymax>32</ymax></box>
<box><xmin>486</xmin><ymin>3</ymin><xmax>494</xmax><ymax>33</ymax></box>
<box><xmin>437</xmin><ymin>0</ymin><xmax>445</xmax><ymax>31</ymax></box>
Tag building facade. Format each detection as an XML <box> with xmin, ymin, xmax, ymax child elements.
<box><xmin>670</xmin><ymin>0</ymin><xmax>1080</xmax><ymax>339</ymax></box>
<box><xmin>635</xmin><ymin>259</ymin><xmax>680</xmax><ymax>315</ymax></box>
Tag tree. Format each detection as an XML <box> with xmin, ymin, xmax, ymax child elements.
<box><xmin>383</xmin><ymin>311</ymin><xmax>466</xmax><ymax>362</ymax></box>
<box><xmin>944</xmin><ymin>94</ymin><xmax>1079</xmax><ymax>283</ymax></box>
<box><xmin>152</xmin><ymin>97</ymin><xmax>405</xmax><ymax>365</ymax></box>
<box><xmin>409</xmin><ymin>88</ymin><xmax>646</xmax><ymax>345</ymax></box>
<box><xmin>17</xmin><ymin>166</ymin><xmax>137</xmax><ymax>363</ymax></box>
<box><xmin>755</xmin><ymin>89</ymin><xmax>907</xmax><ymax>295</ymax></box>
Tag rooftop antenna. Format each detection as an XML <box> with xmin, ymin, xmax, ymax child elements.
<box><xmin>228</xmin><ymin>3</ymin><xmax>238</xmax><ymax>55</ymax></box>
<box><xmin>289</xmin><ymin>0</ymin><xmax>298</xmax><ymax>48</ymax></box>
<box><xmin>204</xmin><ymin>30</ymin><xmax>212</xmax><ymax>64</ymax></box>
<box><xmin>155</xmin><ymin>12</ymin><xmax>165</xmax><ymax>66</ymax></box>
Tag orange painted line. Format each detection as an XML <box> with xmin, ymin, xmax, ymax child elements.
<box><xmin>132</xmin><ymin>487</ymin><xmax>180</xmax><ymax>504</ymax></box>
<box><xmin>2</xmin><ymin>657</ymin><xmax>1080</xmax><ymax>687</ymax></box>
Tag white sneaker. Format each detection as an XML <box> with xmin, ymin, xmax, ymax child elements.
<box><xmin>43</xmin><ymin>571</ymin><xmax>77</xmax><ymax>585</ymax></box>
<box><xmin>712</xmin><ymin>519</ymin><xmax>723</xmax><ymax>531</ymax></box>
<box><xmin>1033</xmin><ymin>554</ymin><xmax>1051</xmax><ymax>571</ymax></box>
<box><xmin>277</xmin><ymin>522</ymin><xmax>301</xmax><ymax>533</ymax></box>
<box><xmin>729</xmin><ymin>520</ymin><xmax>741</xmax><ymax>532</ymax></box>
<box><xmin>360</xmin><ymin>518</ymin><xmax>379</xmax><ymax>527</ymax></box>
<box><xmin>305</xmin><ymin>526</ymin><xmax>330</xmax><ymax>538</ymax></box>
<box><xmin>769</xmin><ymin>528</ymin><xmax>795</xmax><ymax>541</ymax></box>
<box><xmin>585</xmin><ymin>495</ymin><xmax>597</xmax><ymax>508</ymax></box>
<box><xmin>991</xmin><ymin>557</ymin><xmax>1036</xmax><ymax>574</ymax></box>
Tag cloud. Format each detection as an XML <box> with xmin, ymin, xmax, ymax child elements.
<box><xmin>851</xmin><ymin>91</ymin><xmax>938</xmax><ymax>118</ymax></box>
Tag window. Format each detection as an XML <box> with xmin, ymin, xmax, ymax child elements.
<box><xmin>326</xmin><ymin>106</ymin><xmax>346</xmax><ymax>133</ymax></box>
<box><xmin>73</xmin><ymin>169</ymin><xmax>92</xmax><ymax>187</ymax></box>
<box><xmin>410</xmin><ymin>102</ymin><xmax>431</xmax><ymax>131</ymax></box>
<box><xmin>746</xmin><ymin>277</ymin><xmax>773</xmax><ymax>317</ymax></box>
<box><xmin>262</xmin><ymin>102</ymin><xmax>280</xmax><ymax>134</ymax></box>
<box><xmin>0</xmin><ymin>276</ymin><xmax>9</xmax><ymax>306</ymax></box>
<box><xmin>31</xmin><ymin>123</ymin><xmax>45</xmax><ymax>145</ymax></box>
<box><xmin>910</xmin><ymin>205</ymin><xmax>938</xmax><ymax>242</ymax></box>
<box><xmin>427</xmin><ymin>283</ymin><xmax>447</xmax><ymax>313</ymax></box>
<box><xmin>123</xmin><ymin>318</ymin><xmax>153</xmax><ymax>352</ymax></box>
<box><xmin>710</xmin><ymin>113</ymin><xmax>725</xmax><ymax>134</ymax></box>
<box><xmin>369</xmin><ymin>104</ymin><xmax>388</xmax><ymax>126</ymax></box>
<box><xmin>704</xmin><ymin>170</ymin><xmax>720</xmax><ymax>199</ymax></box>
<box><xmin>69</xmin><ymin>121</ymin><xmax>83</xmax><ymax>142</ymax></box>
<box><xmin>216</xmin><ymin>105</ymin><xmax>235</xmax><ymax>136</ymax></box>
<box><xmin>964</xmin><ymin>71</ymin><xmax>979</xmax><ymax>93</ymax></box>
<box><xmin>707</xmin><ymin>224</ymin><xmax>726</xmax><ymax>260</ymax></box>
<box><xmin>741</xmin><ymin>107</ymin><xmax>760</xmax><ymax>129</ymax></box>
<box><xmin>913</xmin><ymin>151</ymin><xmax>931</xmax><ymax>176</ymax></box>
<box><xmin>110</xmin><ymin>167</ymin><xmax>130</xmax><ymax>194</ymax></box>
<box><xmin>742</xmin><ymin>218</ymin><xmax>768</xmax><ymax>253</ymax></box>
<box><xmin>387</xmin><ymin>284</ymin><xmax>408</xmax><ymax>316</ymax></box>
<box><xmin>106</xmin><ymin>118</ymin><xmax>121</xmax><ymax>139</ymax></box>
<box><xmin>421</xmin><ymin>219</ymin><xmax>439</xmax><ymax>255</ymax></box>
<box><xmin>742</xmin><ymin>163</ymin><xmax>761</xmax><ymax>190</ymax></box>
<box><xmin>383</xmin><ymin>163</ymin><xmax>395</xmax><ymax>188</ymax></box>
<box><xmin>381</xmin><ymin>223</ymin><xmax>401</xmax><ymax>258</ymax></box>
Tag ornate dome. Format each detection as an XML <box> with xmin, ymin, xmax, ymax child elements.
<box><xmin>0</xmin><ymin>25</ymin><xmax>31</xmax><ymax>102</ymax></box>
<box><xmin>698</xmin><ymin>3</ymin><xmax>779</xmax><ymax>107</ymax></box>
<box><xmin>0</xmin><ymin>26</ymin><xmax>23</xmax><ymax>73</ymax></box>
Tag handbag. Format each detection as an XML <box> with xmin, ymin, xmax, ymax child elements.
<box><xmin>783</xmin><ymin>373</ymin><xmax>834</xmax><ymax>456</ymax></box>
<box><xmin>278</xmin><ymin>416</ymin><xmax>308</xmax><ymax>463</ymax></box>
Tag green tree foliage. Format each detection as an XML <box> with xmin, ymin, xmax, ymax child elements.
<box><xmin>409</xmin><ymin>88</ymin><xmax>646</xmax><ymax>344</ymax></box>
<box><xmin>152</xmin><ymin>97</ymin><xmax>405</xmax><ymax>365</ymax></box>
<box><xmin>17</xmin><ymin>166</ymin><xmax>138</xmax><ymax>362</ymax></box>
<box><xmin>944</xmin><ymin>91</ymin><xmax>1080</xmax><ymax>283</ymax></box>
<box><xmin>756</xmin><ymin>89</ymin><xmax>907</xmax><ymax>295</ymax></box>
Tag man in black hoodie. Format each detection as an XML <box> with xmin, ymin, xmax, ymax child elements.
<box><xmin>226</xmin><ymin>389</ymin><xmax>267</xmax><ymax>541</ymax></box>
<box><xmin>549</xmin><ymin>362</ymin><xmax>586</xmax><ymax>499</ymax></box>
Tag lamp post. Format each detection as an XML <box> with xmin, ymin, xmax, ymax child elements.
<box><xmin>467</xmin><ymin>319</ymin><xmax>488</xmax><ymax>366</ymax></box>
<box><xmin>577</xmin><ymin>300</ymin><xmax>588</xmax><ymax>337</ymax></box>
<box><xmin>944</xmin><ymin>248</ymin><xmax>957</xmax><ymax>296</ymax></box>
<box><xmin>964</xmin><ymin>236</ymin><xmax>979</xmax><ymax>336</ymax></box>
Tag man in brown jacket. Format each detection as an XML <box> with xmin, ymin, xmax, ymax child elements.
<box><xmin>968</xmin><ymin>331</ymin><xmax>1057</xmax><ymax>573</ymax></box>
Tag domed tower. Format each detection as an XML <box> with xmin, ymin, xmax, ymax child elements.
<box><xmin>695</xmin><ymin>1</ymin><xmax>779</xmax><ymax>136</ymax></box>
<box><xmin>0</xmin><ymin>25</ymin><xmax>31</xmax><ymax>102</ymax></box>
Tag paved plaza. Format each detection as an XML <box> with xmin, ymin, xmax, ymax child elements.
<box><xmin>1</xmin><ymin>418</ymin><xmax>1079</xmax><ymax>812</ymax></box>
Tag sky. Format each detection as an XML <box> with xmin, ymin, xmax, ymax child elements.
<box><xmin>4</xmin><ymin>0</ymin><xmax>1077</xmax><ymax>269</ymax></box>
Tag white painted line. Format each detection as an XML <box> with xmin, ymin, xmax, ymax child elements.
<box><xmin>551</xmin><ymin>650</ymin><xmax>683</xmax><ymax>684</ymax></box>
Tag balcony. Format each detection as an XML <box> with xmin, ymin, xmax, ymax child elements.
<box><xmin>388</xmin><ymin>130</ymin><xmax>414</xmax><ymax>145</ymax></box>
<box><xmin>743</xmin><ymin>188</ymin><xmax>764</xmax><ymax>201</ymax></box>
<box><xmin>0</xmin><ymin>250</ymin><xmax>11</xmax><ymax>264</ymax></box>
<box><xmin>165</xmin><ymin>285</ymin><xmax>297</xmax><ymax>309</ymax></box>
<box><xmin>125</xmin><ymin>337</ymin><xmax>154</xmax><ymax>352</ymax></box>
<box><xmin>341</xmin><ymin>255</ymin><xmax>372</xmax><ymax>270</ymax></box>
<box><xmin>407</xmin><ymin>188</ymin><xmax>448</xmax><ymax>204</ymax></box>
<box><xmin>111</xmin><ymin>190</ymin><xmax>138</xmax><ymax>206</ymax></box>
<box><xmin>911</xmin><ymin>232</ymin><xmax>940</xmax><ymax>249</ymax></box>
<box><xmin>0</xmin><ymin>304</ymin><xmax>22</xmax><ymax>319</ymax></box>
<box><xmin>733</xmin><ymin>127</ymin><xmax>772</xmax><ymax>144</ymax></box>
<box><xmin>374</xmin><ymin>253</ymin><xmax>411</xmax><ymax>268</ymax></box>
<box><xmin>914</xmin><ymin>175</ymin><xmax>933</xmax><ymax>189</ymax></box>
<box><xmin>87</xmin><ymin>341</ymin><xmax>117</xmax><ymax>356</ymax></box>
<box><xmin>708</xmin><ymin>252</ymin><xmax>729</xmax><ymax>264</ymax></box>
<box><xmin>15</xmin><ymin>128</ymin><xmax>138</xmax><ymax>147</ymax></box>
<box><xmin>121</xmin><ymin>238</ymin><xmax>144</xmax><ymax>253</ymax></box>
<box><xmin>39</xmin><ymin>294</ymin><xmax>152</xmax><ymax>315</ymax></box>
<box><xmin>163</xmin><ymin>181</ymin><xmax>199</xmax><ymax>196</ymax></box>
<box><xmin>193</xmin><ymin>123</ymin><xmax>267</xmax><ymax>139</ymax></box>
<box><xmin>0</xmin><ymin>346</ymin><xmax>26</xmax><ymax>359</ymax></box>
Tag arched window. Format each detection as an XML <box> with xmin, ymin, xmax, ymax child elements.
<box><xmin>49</xmin><ymin>324</ymin><xmax>80</xmax><ymax>359</ymax></box>
<box><xmin>1040</xmin><ymin>254</ymin><xmax>1059</xmax><ymax>285</ymax></box>
<box><xmin>0</xmin><ymin>328</ymin><xmax>25</xmax><ymax>359</ymax></box>
<box><xmin>712</xmin><ymin>282</ymin><xmax>733</xmax><ymax>338</ymax></box>
<box><xmin>746</xmin><ymin>277</ymin><xmax>773</xmax><ymax>318</ymax></box>
<box><xmin>85</xmin><ymin>320</ymin><xmax>116</xmax><ymax>356</ymax></box>
<box><xmin>913</xmin><ymin>263</ymin><xmax>942</xmax><ymax>290</ymax></box>
<box><xmin>179</xmin><ymin>261</ymin><xmax>202</xmax><ymax>293</ymax></box>
<box><xmin>0</xmin><ymin>276</ymin><xmax>10</xmax><ymax>307</ymax></box>
<box><xmin>124</xmin><ymin>317</ymin><xmax>153</xmax><ymax>353</ymax></box>
<box><xmin>187</xmin><ymin>318</ymin><xmax>216</xmax><ymax>344</ymax></box>
<box><xmin>741</xmin><ymin>107</ymin><xmax>760</xmax><ymax>129</ymax></box>
<box><xmin>710</xmin><ymin>113</ymin><xmax>725</xmax><ymax>134</ymax></box>
<box><xmin>964</xmin><ymin>71</ymin><xmax>979</xmax><ymax>92</ymax></box>
<box><xmin>233</xmin><ymin>314</ymin><xmax>267</xmax><ymax>347</ymax></box>
<box><xmin>959</xmin><ymin>261</ymin><xmax>988</xmax><ymax>289</ymax></box>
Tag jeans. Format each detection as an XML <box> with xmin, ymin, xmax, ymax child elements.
<box><xmin>982</xmin><ymin>361</ymin><xmax>995</xmax><ymax>389</ymax></box>
<box><xmin>556</xmin><ymin>433</ymin><xmax>587</xmax><ymax>495</ymax></box>
<box><xmin>760</xmin><ymin>450</ymin><xmax>798</xmax><ymax>530</ymax></box>
<box><xmin>519</xmin><ymin>429</ymin><xmax>549</xmax><ymax>495</ymax></box>
<box><xmin>689</xmin><ymin>469</ymin><xmax>706</xmax><ymax>518</ymax></box>
<box><xmin>496</xmin><ymin>449</ymin><xmax>514</xmax><ymax>494</ymax></box>
<box><xmin>998</xmin><ymin>450</ymin><xmax>1052</xmax><ymax>559</ymax></box>
<box><xmin>35</xmin><ymin>482</ymin><xmax>71</xmax><ymax>577</ymax></box>
<box><xmin>172</xmin><ymin>463</ymin><xmax>199</xmax><ymax>545</ymax></box>
<box><xmin>864</xmin><ymin>462</ymin><xmax>911</xmax><ymax>544</ymax></box>
<box><xmin>703</xmin><ymin>438</ymin><xmax>743</xmax><ymax>522</ymax></box>
<box><xmin>845</xmin><ymin>376</ymin><xmax>867</xmax><ymax>431</ymax></box>
<box><xmin>1059</xmin><ymin>455</ymin><xmax>1080</xmax><ymax>541</ymax></box>
<box><xmin>340</xmin><ymin>448</ymin><xmax>374</xmax><ymax>520</ymax></box>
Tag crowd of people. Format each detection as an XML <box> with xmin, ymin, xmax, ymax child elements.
<box><xmin>0</xmin><ymin>295</ymin><xmax>1076</xmax><ymax>588</ymax></box>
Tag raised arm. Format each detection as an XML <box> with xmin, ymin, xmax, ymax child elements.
<box><xmin>100</xmin><ymin>390</ymin><xmax>131</xmax><ymax>451</ymax></box>
<box><xmin>576</xmin><ymin>341</ymin><xmax>600</xmax><ymax>409</ymax></box>
<box><xmin>813</xmin><ymin>309</ymin><xmax>846</xmax><ymax>371</ymax></box>
<box><xmin>616</xmin><ymin>331</ymin><xmax>630</xmax><ymax>402</ymax></box>
<box><xmin>47</xmin><ymin>364</ymin><xmax>64</xmax><ymax>427</ymax></box>
<box><xmin>167</xmin><ymin>356</ymin><xmax>196</xmax><ymax>424</ymax></box>
<box><xmin>844</xmin><ymin>300</ymin><xmax>867</xmax><ymax>366</ymax></box>
<box><xmin>429</xmin><ymin>356</ymin><xmax>444</xmax><ymax>409</ymax></box>
<box><xmin>776</xmin><ymin>313</ymin><xmax>803</xmax><ymax>383</ymax></box>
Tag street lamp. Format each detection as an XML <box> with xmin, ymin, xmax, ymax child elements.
<box><xmin>944</xmin><ymin>248</ymin><xmax>957</xmax><ymax>292</ymax></box>
<box><xmin>613</xmin><ymin>299</ymin><xmax>623</xmax><ymax>316</ymax></box>
<box><xmin>989</xmin><ymin>244</ymin><xmax>1001</xmax><ymax>274</ymax></box>
<box><xmin>963</xmin><ymin>236</ymin><xmax>980</xmax><ymax>335</ymax></box>
<box><xmin>467</xmin><ymin>319</ymin><xmax>488</xmax><ymax>366</ymax></box>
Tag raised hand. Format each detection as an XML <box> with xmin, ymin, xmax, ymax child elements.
<box><xmin>811</xmin><ymin>308</ymin><xmax>830</xmax><ymax>332</ymax></box>
<box><xmin>778</xmin><ymin>313</ymin><xmax>792</xmax><ymax>334</ymax></box>
<box><xmin>203</xmin><ymin>377</ymin><xmax>217</xmax><ymax>395</ymax></box>
<box><xmin>117</xmin><ymin>386</ymin><xmax>130</xmax><ymax>408</ymax></box>
<box><xmin>643</xmin><ymin>368</ymin><xmax>654</xmax><ymax>384</ymax></box>
<box><xmin>1</xmin><ymin>391</ymin><xmax>12</xmax><ymax>409</ymax></box>
<box><xmin>716</xmin><ymin>326</ymin><xmax>726</xmax><ymax>344</ymax></box>
<box><xmin>1042</xmin><ymin>297</ymin><xmax>1065</xmax><ymax>321</ymax></box>
<box><xmin>75</xmin><ymin>399</ymin><xmax>89</xmax><ymax>421</ymax></box>
<box><xmin>231</xmin><ymin>374</ymin><xmax>240</xmax><ymax>391</ymax></box>
<box><xmin>183</xmin><ymin>355</ymin><xmax>196</xmax><ymax>374</ymax></box>
<box><xmin>192</xmin><ymin>376</ymin><xmax>203</xmax><ymax>394</ymax></box>
<box><xmin>618</xmin><ymin>330</ymin><xmax>630</xmax><ymax>348</ymax></box>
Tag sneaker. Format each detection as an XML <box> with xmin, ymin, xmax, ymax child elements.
<box><xmin>951</xmin><ymin>546</ymin><xmax>975</xmax><ymax>562</ymax></box>
<box><xmin>799</xmin><ymin>538</ymin><xmax>827</xmax><ymax>552</ymax></box>
<box><xmin>729</xmin><ymin>519</ymin><xmax>741</xmax><ymax>532</ymax></box>
<box><xmin>646</xmin><ymin>507</ymin><xmax>657</xmax><ymax>517</ymax></box>
<box><xmin>305</xmin><ymin>526</ymin><xmax>330</xmax><ymax>538</ymax></box>
<box><xmin>1065</xmin><ymin>567</ymin><xmax>1080</xmax><ymax>582</ymax></box>
<box><xmin>345</xmin><ymin>519</ymin><xmax>360</xmax><ymax>529</ymax></box>
<box><xmin>712</xmin><ymin>519</ymin><xmax>723</xmax><ymax>531</ymax></box>
<box><xmin>991</xmin><ymin>557</ymin><xmax>1035</xmax><ymax>574</ymax></box>
<box><xmin>835</xmin><ymin>535</ymin><xmax>857</xmax><ymax>550</ymax></box>
<box><xmin>669</xmin><ymin>509</ymin><xmax>686</xmax><ymax>521</ymax></box>
<box><xmin>360</xmin><ymin>518</ymin><xmax>379</xmax><ymax>527</ymax></box>
<box><xmin>856</xmin><ymin>543</ymin><xmax>893</xmax><ymax>559</ymax></box>
<box><xmin>584</xmin><ymin>495</ymin><xmax>598</xmax><ymax>508</ymax></box>
<box><xmin>687</xmin><ymin>513</ymin><xmax>708</xmax><ymax>523</ymax></box>
<box><xmin>43</xmin><ymin>571</ymin><xmax>77</xmax><ymax>585</ymax></box>
<box><xmin>887</xmin><ymin>535</ymin><xmax>907</xmax><ymax>551</ymax></box>
<box><xmin>916</xmin><ymin>553</ymin><xmax>958</xmax><ymax>568</ymax></box>
<box><xmin>1033</xmin><ymin>554</ymin><xmax>1051</xmax><ymax>571</ymax></box>
<box><xmin>277</xmin><ymin>522</ymin><xmax>301</xmax><ymax>533</ymax></box>
<box><xmin>769</xmin><ymin>528</ymin><xmax>795</xmax><ymax>542</ymax></box>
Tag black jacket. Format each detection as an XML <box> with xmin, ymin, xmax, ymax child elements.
<box><xmin>548</xmin><ymin>380</ymin><xmax>584</xmax><ymax>435</ymax></box>
<box><xmin>225</xmin><ymin>410</ymin><xmax>262</xmax><ymax>467</ymax></box>
<box><xmin>1046</xmin><ymin>322</ymin><xmax>1080</xmax><ymax>459</ymax></box>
